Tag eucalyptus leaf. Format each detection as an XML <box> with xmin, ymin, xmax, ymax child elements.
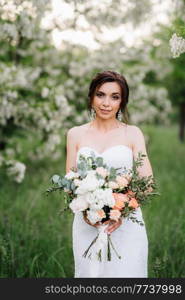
<box><xmin>51</xmin><ymin>174</ymin><xmax>60</xmax><ymax>184</ymax></box>
<box><xmin>95</xmin><ymin>157</ymin><xmax>104</xmax><ymax>166</ymax></box>
<box><xmin>61</xmin><ymin>177</ymin><xmax>69</xmax><ymax>186</ymax></box>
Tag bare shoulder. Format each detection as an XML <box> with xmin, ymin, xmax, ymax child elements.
<box><xmin>65</xmin><ymin>123</ymin><xmax>89</xmax><ymax>173</ymax></box>
<box><xmin>67</xmin><ymin>123</ymin><xmax>89</xmax><ymax>135</ymax></box>
<box><xmin>67</xmin><ymin>123</ymin><xmax>90</xmax><ymax>143</ymax></box>
<box><xmin>128</xmin><ymin>125</ymin><xmax>147</xmax><ymax>154</ymax></box>
<box><xmin>127</xmin><ymin>124</ymin><xmax>143</xmax><ymax>137</ymax></box>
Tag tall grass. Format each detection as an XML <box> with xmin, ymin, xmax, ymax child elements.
<box><xmin>0</xmin><ymin>125</ymin><xmax>184</xmax><ymax>277</ymax></box>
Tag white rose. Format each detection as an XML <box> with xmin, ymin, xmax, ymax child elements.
<box><xmin>86</xmin><ymin>210</ymin><xmax>102</xmax><ymax>225</ymax></box>
<box><xmin>87</xmin><ymin>190</ymin><xmax>105</xmax><ymax>210</ymax></box>
<box><xmin>75</xmin><ymin>171</ymin><xmax>102</xmax><ymax>195</ymax></box>
<box><xmin>101</xmin><ymin>188</ymin><xmax>115</xmax><ymax>207</ymax></box>
<box><xmin>73</xmin><ymin>179</ymin><xmax>81</xmax><ymax>186</ymax></box>
<box><xmin>69</xmin><ymin>196</ymin><xmax>89</xmax><ymax>213</ymax></box>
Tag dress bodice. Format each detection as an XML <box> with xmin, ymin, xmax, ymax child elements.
<box><xmin>73</xmin><ymin>144</ymin><xmax>148</xmax><ymax>278</ymax></box>
<box><xmin>76</xmin><ymin>144</ymin><xmax>133</xmax><ymax>174</ymax></box>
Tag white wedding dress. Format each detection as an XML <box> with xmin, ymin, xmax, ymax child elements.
<box><xmin>72</xmin><ymin>145</ymin><xmax>148</xmax><ymax>278</ymax></box>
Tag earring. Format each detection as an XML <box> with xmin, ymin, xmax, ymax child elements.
<box><xmin>90</xmin><ymin>107</ymin><xmax>96</xmax><ymax>120</ymax></box>
<box><xmin>117</xmin><ymin>109</ymin><xmax>122</xmax><ymax>121</ymax></box>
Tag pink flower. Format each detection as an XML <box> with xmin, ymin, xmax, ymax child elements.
<box><xmin>113</xmin><ymin>193</ymin><xmax>129</xmax><ymax>203</ymax></box>
<box><xmin>109</xmin><ymin>209</ymin><xmax>121</xmax><ymax>221</ymax></box>
<box><xmin>108</xmin><ymin>181</ymin><xmax>119</xmax><ymax>189</ymax></box>
<box><xmin>128</xmin><ymin>198</ymin><xmax>139</xmax><ymax>209</ymax></box>
<box><xmin>96</xmin><ymin>167</ymin><xmax>108</xmax><ymax>178</ymax></box>
<box><xmin>97</xmin><ymin>209</ymin><xmax>106</xmax><ymax>219</ymax></box>
<box><xmin>112</xmin><ymin>193</ymin><xmax>127</xmax><ymax>210</ymax></box>
<box><xmin>116</xmin><ymin>175</ymin><xmax>129</xmax><ymax>188</ymax></box>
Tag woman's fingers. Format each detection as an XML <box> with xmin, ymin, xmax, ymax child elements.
<box><xmin>106</xmin><ymin>219</ymin><xmax>122</xmax><ymax>234</ymax></box>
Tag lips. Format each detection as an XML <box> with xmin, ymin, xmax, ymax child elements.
<box><xmin>100</xmin><ymin>109</ymin><xmax>111</xmax><ymax>113</ymax></box>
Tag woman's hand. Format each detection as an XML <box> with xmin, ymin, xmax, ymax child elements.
<box><xmin>105</xmin><ymin>218</ymin><xmax>123</xmax><ymax>234</ymax></box>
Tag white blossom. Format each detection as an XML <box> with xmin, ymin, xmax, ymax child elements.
<box><xmin>69</xmin><ymin>195</ymin><xmax>89</xmax><ymax>213</ymax></box>
<box><xmin>6</xmin><ymin>161</ymin><xmax>26</xmax><ymax>183</ymax></box>
<box><xmin>169</xmin><ymin>33</ymin><xmax>185</xmax><ymax>58</ymax></box>
<box><xmin>87</xmin><ymin>188</ymin><xmax>115</xmax><ymax>210</ymax></box>
<box><xmin>75</xmin><ymin>170</ymin><xmax>104</xmax><ymax>195</ymax></box>
<box><xmin>86</xmin><ymin>210</ymin><xmax>102</xmax><ymax>225</ymax></box>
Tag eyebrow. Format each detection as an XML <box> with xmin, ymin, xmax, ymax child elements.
<box><xmin>97</xmin><ymin>91</ymin><xmax>120</xmax><ymax>95</ymax></box>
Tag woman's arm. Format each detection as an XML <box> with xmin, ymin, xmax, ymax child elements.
<box><xmin>65</xmin><ymin>126</ymin><xmax>78</xmax><ymax>173</ymax></box>
<box><xmin>106</xmin><ymin>126</ymin><xmax>154</xmax><ymax>235</ymax></box>
<box><xmin>131</xmin><ymin>125</ymin><xmax>153</xmax><ymax>178</ymax></box>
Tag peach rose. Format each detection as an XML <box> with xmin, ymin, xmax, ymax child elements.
<box><xmin>128</xmin><ymin>198</ymin><xmax>139</xmax><ymax>209</ymax></box>
<box><xmin>113</xmin><ymin>193</ymin><xmax>129</xmax><ymax>203</ymax></box>
<box><xmin>108</xmin><ymin>181</ymin><xmax>119</xmax><ymax>189</ymax></box>
<box><xmin>113</xmin><ymin>199</ymin><xmax>125</xmax><ymax>210</ymax></box>
<box><xmin>116</xmin><ymin>175</ymin><xmax>129</xmax><ymax>188</ymax></box>
<box><xmin>112</xmin><ymin>193</ymin><xmax>129</xmax><ymax>210</ymax></box>
<box><xmin>97</xmin><ymin>209</ymin><xmax>106</xmax><ymax>219</ymax></box>
<box><xmin>109</xmin><ymin>209</ymin><xmax>121</xmax><ymax>221</ymax></box>
<box><xmin>96</xmin><ymin>167</ymin><xmax>108</xmax><ymax>178</ymax></box>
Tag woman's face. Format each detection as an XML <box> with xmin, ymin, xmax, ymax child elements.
<box><xmin>92</xmin><ymin>81</ymin><xmax>122</xmax><ymax>120</ymax></box>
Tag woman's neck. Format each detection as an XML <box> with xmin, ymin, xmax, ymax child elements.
<box><xmin>89</xmin><ymin>118</ymin><xmax>123</xmax><ymax>133</ymax></box>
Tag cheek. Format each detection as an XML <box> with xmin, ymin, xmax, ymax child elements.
<box><xmin>93</xmin><ymin>97</ymin><xmax>100</xmax><ymax>106</ymax></box>
<box><xmin>112</xmin><ymin>101</ymin><xmax>121</xmax><ymax>110</ymax></box>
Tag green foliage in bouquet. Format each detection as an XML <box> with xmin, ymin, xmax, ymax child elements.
<box><xmin>46</xmin><ymin>151</ymin><xmax>160</xmax><ymax>217</ymax></box>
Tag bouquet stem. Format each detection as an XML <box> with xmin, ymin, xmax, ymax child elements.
<box><xmin>108</xmin><ymin>235</ymin><xmax>122</xmax><ymax>259</ymax></box>
<box><xmin>82</xmin><ymin>234</ymin><xmax>99</xmax><ymax>259</ymax></box>
<box><xmin>82</xmin><ymin>225</ymin><xmax>122</xmax><ymax>262</ymax></box>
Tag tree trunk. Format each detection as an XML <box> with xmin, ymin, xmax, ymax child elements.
<box><xmin>179</xmin><ymin>102</ymin><xmax>185</xmax><ymax>142</ymax></box>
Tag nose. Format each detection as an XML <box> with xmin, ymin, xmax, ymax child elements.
<box><xmin>102</xmin><ymin>96</ymin><xmax>111</xmax><ymax>106</ymax></box>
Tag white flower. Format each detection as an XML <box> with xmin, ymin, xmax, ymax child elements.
<box><xmin>65</xmin><ymin>170</ymin><xmax>79</xmax><ymax>180</ymax></box>
<box><xmin>73</xmin><ymin>179</ymin><xmax>81</xmax><ymax>186</ymax></box>
<box><xmin>69</xmin><ymin>195</ymin><xmax>89</xmax><ymax>213</ymax></box>
<box><xmin>41</xmin><ymin>87</ymin><xmax>49</xmax><ymax>98</ymax></box>
<box><xmin>101</xmin><ymin>188</ymin><xmax>115</xmax><ymax>207</ymax></box>
<box><xmin>87</xmin><ymin>188</ymin><xmax>115</xmax><ymax>210</ymax></box>
<box><xmin>169</xmin><ymin>33</ymin><xmax>185</xmax><ymax>58</ymax></box>
<box><xmin>6</xmin><ymin>161</ymin><xmax>26</xmax><ymax>183</ymax></box>
<box><xmin>87</xmin><ymin>190</ymin><xmax>105</xmax><ymax>210</ymax></box>
<box><xmin>86</xmin><ymin>210</ymin><xmax>102</xmax><ymax>225</ymax></box>
<box><xmin>75</xmin><ymin>170</ymin><xmax>104</xmax><ymax>195</ymax></box>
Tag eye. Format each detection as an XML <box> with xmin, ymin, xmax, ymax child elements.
<box><xmin>96</xmin><ymin>92</ymin><xmax>103</xmax><ymax>97</ymax></box>
<box><xmin>112</xmin><ymin>96</ymin><xmax>120</xmax><ymax>100</ymax></box>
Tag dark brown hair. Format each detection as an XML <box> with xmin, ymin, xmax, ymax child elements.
<box><xmin>87</xmin><ymin>70</ymin><xmax>129</xmax><ymax>124</ymax></box>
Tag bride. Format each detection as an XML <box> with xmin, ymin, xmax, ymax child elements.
<box><xmin>65</xmin><ymin>70</ymin><xmax>154</xmax><ymax>278</ymax></box>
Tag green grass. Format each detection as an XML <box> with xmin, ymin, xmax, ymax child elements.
<box><xmin>0</xmin><ymin>124</ymin><xmax>185</xmax><ymax>278</ymax></box>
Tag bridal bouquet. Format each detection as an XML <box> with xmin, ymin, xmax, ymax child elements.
<box><xmin>46</xmin><ymin>150</ymin><xmax>159</xmax><ymax>262</ymax></box>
